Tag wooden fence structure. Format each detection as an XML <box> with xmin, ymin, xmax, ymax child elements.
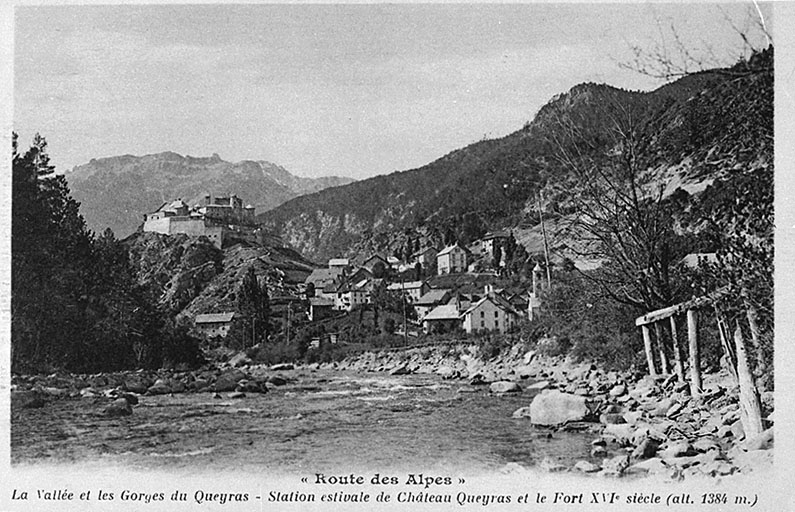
<box><xmin>634</xmin><ymin>286</ymin><xmax>764</xmax><ymax>438</ymax></box>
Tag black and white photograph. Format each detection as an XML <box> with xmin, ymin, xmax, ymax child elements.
<box><xmin>3</xmin><ymin>2</ymin><xmax>788</xmax><ymax>510</ymax></box>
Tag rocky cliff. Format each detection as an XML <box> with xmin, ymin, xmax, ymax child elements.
<box><xmin>124</xmin><ymin>232</ymin><xmax>315</xmax><ymax>319</ymax></box>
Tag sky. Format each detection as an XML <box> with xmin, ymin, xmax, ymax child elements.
<box><xmin>13</xmin><ymin>3</ymin><xmax>774</xmax><ymax>180</ymax></box>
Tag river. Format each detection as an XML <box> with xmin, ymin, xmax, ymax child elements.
<box><xmin>12</xmin><ymin>369</ymin><xmax>603</xmax><ymax>474</ymax></box>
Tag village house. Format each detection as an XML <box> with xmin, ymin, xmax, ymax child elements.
<box><xmin>354</xmin><ymin>277</ymin><xmax>385</xmax><ymax>303</ymax></box>
<box><xmin>333</xmin><ymin>283</ymin><xmax>368</xmax><ymax>312</ymax></box>
<box><xmin>193</xmin><ymin>312</ymin><xmax>236</xmax><ymax>338</ymax></box>
<box><xmin>308</xmin><ymin>297</ymin><xmax>335</xmax><ymax>322</ymax></box>
<box><xmin>387</xmin><ymin>280</ymin><xmax>429</xmax><ymax>303</ymax></box>
<box><xmin>481</xmin><ymin>230</ymin><xmax>511</xmax><ymax>257</ymax></box>
<box><xmin>328</xmin><ymin>258</ymin><xmax>350</xmax><ymax>271</ymax></box>
<box><xmin>413</xmin><ymin>289</ymin><xmax>452</xmax><ymax>320</ymax></box>
<box><xmin>143</xmin><ymin>193</ymin><xmax>256</xmax><ymax>248</ymax></box>
<box><xmin>422</xmin><ymin>304</ymin><xmax>462</xmax><ymax>334</ymax></box>
<box><xmin>460</xmin><ymin>293</ymin><xmax>522</xmax><ymax>334</ymax></box>
<box><xmin>362</xmin><ymin>254</ymin><xmax>391</xmax><ymax>275</ymax></box>
<box><xmin>305</xmin><ymin>267</ymin><xmax>345</xmax><ymax>292</ymax></box>
<box><xmin>412</xmin><ymin>246</ymin><xmax>439</xmax><ymax>267</ymax></box>
<box><xmin>436</xmin><ymin>244</ymin><xmax>468</xmax><ymax>275</ymax></box>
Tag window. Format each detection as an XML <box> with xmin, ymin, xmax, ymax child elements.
<box><xmin>480</xmin><ymin>311</ymin><xmax>485</xmax><ymax>318</ymax></box>
<box><xmin>495</xmin><ymin>311</ymin><xmax>499</xmax><ymax>318</ymax></box>
<box><xmin>480</xmin><ymin>320</ymin><xmax>485</xmax><ymax>328</ymax></box>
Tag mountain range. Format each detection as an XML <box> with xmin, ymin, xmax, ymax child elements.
<box><xmin>66</xmin><ymin>152</ymin><xmax>355</xmax><ymax>238</ymax></box>
<box><xmin>257</xmin><ymin>49</ymin><xmax>772</xmax><ymax>265</ymax></box>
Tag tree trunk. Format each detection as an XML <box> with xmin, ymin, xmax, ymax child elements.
<box><xmin>654</xmin><ymin>322</ymin><xmax>669</xmax><ymax>374</ymax></box>
<box><xmin>641</xmin><ymin>325</ymin><xmax>657</xmax><ymax>376</ymax></box>
<box><xmin>687</xmin><ymin>309</ymin><xmax>701</xmax><ymax>399</ymax></box>
<box><xmin>734</xmin><ymin>321</ymin><xmax>764</xmax><ymax>439</ymax></box>
<box><xmin>669</xmin><ymin>316</ymin><xmax>685</xmax><ymax>382</ymax></box>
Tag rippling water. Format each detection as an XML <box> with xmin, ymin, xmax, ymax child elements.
<box><xmin>12</xmin><ymin>370</ymin><xmax>601</xmax><ymax>474</ymax></box>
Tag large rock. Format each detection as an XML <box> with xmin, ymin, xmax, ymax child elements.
<box><xmin>529</xmin><ymin>390</ymin><xmax>588</xmax><ymax>426</ymax></box>
<box><xmin>123</xmin><ymin>375</ymin><xmax>152</xmax><ymax>394</ymax></box>
<box><xmin>213</xmin><ymin>369</ymin><xmax>246</xmax><ymax>392</ymax></box>
<box><xmin>600</xmin><ymin>454</ymin><xmax>630</xmax><ymax>477</ymax></box>
<box><xmin>104</xmin><ymin>398</ymin><xmax>132</xmax><ymax>417</ymax></box>
<box><xmin>490</xmin><ymin>381</ymin><xmax>522</xmax><ymax>393</ymax></box>
<box><xmin>146</xmin><ymin>379</ymin><xmax>172</xmax><ymax>395</ymax></box>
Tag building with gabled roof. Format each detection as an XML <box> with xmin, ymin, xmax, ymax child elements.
<box><xmin>437</xmin><ymin>244</ymin><xmax>468</xmax><ymax>275</ymax></box>
<box><xmin>460</xmin><ymin>293</ymin><xmax>522</xmax><ymax>334</ymax></box>
<box><xmin>422</xmin><ymin>304</ymin><xmax>462</xmax><ymax>334</ymax></box>
<box><xmin>386</xmin><ymin>280</ymin><xmax>429</xmax><ymax>302</ymax></box>
<box><xmin>194</xmin><ymin>312</ymin><xmax>236</xmax><ymax>338</ymax></box>
<box><xmin>414</xmin><ymin>289</ymin><xmax>452</xmax><ymax>320</ymax></box>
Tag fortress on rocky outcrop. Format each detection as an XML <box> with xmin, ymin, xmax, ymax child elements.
<box><xmin>143</xmin><ymin>193</ymin><xmax>257</xmax><ymax>248</ymax></box>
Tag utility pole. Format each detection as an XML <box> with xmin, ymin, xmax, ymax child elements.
<box><xmin>401</xmin><ymin>275</ymin><xmax>408</xmax><ymax>346</ymax></box>
<box><xmin>537</xmin><ymin>191</ymin><xmax>552</xmax><ymax>288</ymax></box>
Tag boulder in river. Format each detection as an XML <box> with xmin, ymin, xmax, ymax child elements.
<box><xmin>490</xmin><ymin>381</ymin><xmax>522</xmax><ymax>394</ymax></box>
<box><xmin>529</xmin><ymin>390</ymin><xmax>588</xmax><ymax>426</ymax></box>
<box><xmin>104</xmin><ymin>398</ymin><xmax>132</xmax><ymax>417</ymax></box>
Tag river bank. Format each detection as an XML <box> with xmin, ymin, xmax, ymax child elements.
<box><xmin>10</xmin><ymin>342</ymin><xmax>773</xmax><ymax>479</ymax></box>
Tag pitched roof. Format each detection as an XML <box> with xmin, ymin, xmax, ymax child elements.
<box><xmin>195</xmin><ymin>312</ymin><xmax>236</xmax><ymax>324</ymax></box>
<box><xmin>423</xmin><ymin>304</ymin><xmax>461</xmax><ymax>321</ymax></box>
<box><xmin>437</xmin><ymin>244</ymin><xmax>465</xmax><ymax>256</ymax></box>
<box><xmin>415</xmin><ymin>289</ymin><xmax>452</xmax><ymax>305</ymax></box>
<box><xmin>460</xmin><ymin>294</ymin><xmax>522</xmax><ymax>318</ymax></box>
<box><xmin>306</xmin><ymin>267</ymin><xmax>343</xmax><ymax>284</ymax></box>
<box><xmin>387</xmin><ymin>280</ymin><xmax>426</xmax><ymax>291</ymax></box>
<box><xmin>482</xmin><ymin>230</ymin><xmax>511</xmax><ymax>240</ymax></box>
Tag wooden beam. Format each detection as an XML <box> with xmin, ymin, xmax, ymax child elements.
<box><xmin>642</xmin><ymin>325</ymin><xmax>657</xmax><ymax>376</ymax></box>
<box><xmin>635</xmin><ymin>286</ymin><xmax>730</xmax><ymax>326</ymax></box>
<box><xmin>687</xmin><ymin>309</ymin><xmax>702</xmax><ymax>399</ymax></box>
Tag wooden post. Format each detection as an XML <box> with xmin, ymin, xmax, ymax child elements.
<box><xmin>687</xmin><ymin>309</ymin><xmax>702</xmax><ymax>399</ymax></box>
<box><xmin>653</xmin><ymin>322</ymin><xmax>669</xmax><ymax>374</ymax></box>
<box><xmin>734</xmin><ymin>321</ymin><xmax>763</xmax><ymax>439</ymax></box>
<box><xmin>641</xmin><ymin>325</ymin><xmax>657</xmax><ymax>376</ymax></box>
<box><xmin>669</xmin><ymin>316</ymin><xmax>685</xmax><ymax>382</ymax></box>
<box><xmin>714</xmin><ymin>307</ymin><xmax>738</xmax><ymax>383</ymax></box>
